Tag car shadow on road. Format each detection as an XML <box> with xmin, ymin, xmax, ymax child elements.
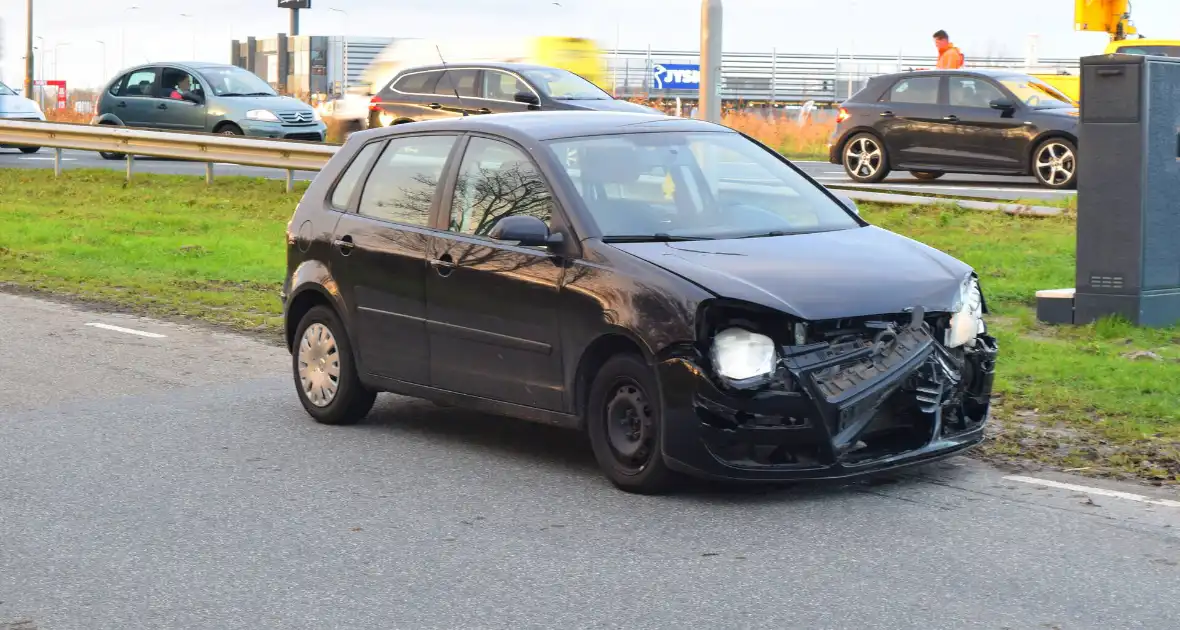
<box><xmin>353</xmin><ymin>395</ymin><xmax>951</xmax><ymax>503</ymax></box>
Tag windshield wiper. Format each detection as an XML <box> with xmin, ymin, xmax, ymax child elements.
<box><xmin>603</xmin><ymin>234</ymin><xmax>714</xmax><ymax>243</ymax></box>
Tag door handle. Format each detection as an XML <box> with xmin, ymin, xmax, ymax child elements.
<box><xmin>429</xmin><ymin>253</ymin><xmax>455</xmax><ymax>277</ymax></box>
<box><xmin>428</xmin><ymin>102</ymin><xmax>442</xmax><ymax>110</ymax></box>
<box><xmin>116</xmin><ymin>101</ymin><xmax>127</xmax><ymax>108</ymax></box>
<box><xmin>943</xmin><ymin>115</ymin><xmax>960</xmax><ymax>122</ymax></box>
<box><xmin>879</xmin><ymin>110</ymin><xmax>894</xmax><ymax>117</ymax></box>
<box><xmin>333</xmin><ymin>235</ymin><xmax>355</xmax><ymax>255</ymax></box>
<box><xmin>157</xmin><ymin>103</ymin><xmax>168</xmax><ymax>109</ymax></box>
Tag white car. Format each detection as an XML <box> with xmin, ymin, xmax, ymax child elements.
<box><xmin>0</xmin><ymin>80</ymin><xmax>46</xmax><ymax>154</ymax></box>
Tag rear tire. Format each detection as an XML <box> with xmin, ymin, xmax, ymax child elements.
<box><xmin>586</xmin><ymin>354</ymin><xmax>682</xmax><ymax>494</ymax></box>
<box><xmin>910</xmin><ymin>171</ymin><xmax>943</xmax><ymax>180</ymax></box>
<box><xmin>842</xmin><ymin>133</ymin><xmax>890</xmax><ymax>183</ymax></box>
<box><xmin>1031</xmin><ymin>137</ymin><xmax>1077</xmax><ymax>190</ymax></box>
<box><xmin>18</xmin><ymin>146</ymin><xmax>40</xmax><ymax>154</ymax></box>
<box><xmin>292</xmin><ymin>305</ymin><xmax>376</xmax><ymax>426</ymax></box>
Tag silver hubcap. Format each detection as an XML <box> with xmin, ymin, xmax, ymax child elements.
<box><xmin>1035</xmin><ymin>142</ymin><xmax>1075</xmax><ymax>186</ymax></box>
<box><xmin>298</xmin><ymin>323</ymin><xmax>341</xmax><ymax>407</ymax></box>
<box><xmin>845</xmin><ymin>137</ymin><xmax>882</xmax><ymax>179</ymax></box>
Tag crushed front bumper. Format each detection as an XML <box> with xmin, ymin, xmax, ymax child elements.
<box><xmin>658</xmin><ymin>321</ymin><xmax>998</xmax><ymax>482</ymax></box>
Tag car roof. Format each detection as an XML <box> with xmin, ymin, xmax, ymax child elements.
<box><xmin>885</xmin><ymin>68</ymin><xmax>1033</xmax><ymax>80</ymax></box>
<box><xmin>396</xmin><ymin>61</ymin><xmax>566</xmax><ymax>74</ymax></box>
<box><xmin>354</xmin><ymin>111</ymin><xmax>730</xmax><ymax>143</ymax></box>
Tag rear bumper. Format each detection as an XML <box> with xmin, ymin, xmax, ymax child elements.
<box><xmin>657</xmin><ymin>326</ymin><xmax>998</xmax><ymax>483</ymax></box>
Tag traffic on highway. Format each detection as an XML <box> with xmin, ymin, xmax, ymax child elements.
<box><xmin>1</xmin><ymin>0</ymin><xmax>1177</xmax><ymax>628</ymax></box>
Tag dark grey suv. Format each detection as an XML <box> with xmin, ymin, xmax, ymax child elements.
<box><xmin>94</xmin><ymin>62</ymin><xmax>326</xmax><ymax>158</ymax></box>
<box><xmin>367</xmin><ymin>62</ymin><xmax>656</xmax><ymax>128</ymax></box>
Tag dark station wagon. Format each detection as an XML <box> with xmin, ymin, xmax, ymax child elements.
<box><xmin>282</xmin><ymin>110</ymin><xmax>998</xmax><ymax>494</ymax></box>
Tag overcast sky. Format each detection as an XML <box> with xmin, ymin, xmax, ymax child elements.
<box><xmin>2</xmin><ymin>0</ymin><xmax>1178</xmax><ymax>88</ymax></box>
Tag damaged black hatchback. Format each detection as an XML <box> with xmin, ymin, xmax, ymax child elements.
<box><xmin>282</xmin><ymin>111</ymin><xmax>998</xmax><ymax>494</ymax></box>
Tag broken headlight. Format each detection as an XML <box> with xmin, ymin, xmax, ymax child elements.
<box><xmin>946</xmin><ymin>276</ymin><xmax>986</xmax><ymax>348</ymax></box>
<box><xmin>710</xmin><ymin>327</ymin><xmax>777</xmax><ymax>385</ymax></box>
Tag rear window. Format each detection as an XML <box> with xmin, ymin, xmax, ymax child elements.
<box><xmin>885</xmin><ymin>76</ymin><xmax>940</xmax><ymax>105</ymax></box>
<box><xmin>393</xmin><ymin>71</ymin><xmax>442</xmax><ymax>95</ymax></box>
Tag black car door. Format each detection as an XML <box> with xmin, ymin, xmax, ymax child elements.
<box><xmin>427</xmin><ymin>68</ymin><xmax>485</xmax><ymax>118</ymax></box>
<box><xmin>875</xmin><ymin>75</ymin><xmax>947</xmax><ymax>167</ymax></box>
<box><xmin>112</xmin><ymin>67</ymin><xmax>160</xmax><ymax>128</ymax></box>
<box><xmin>941</xmin><ymin>75</ymin><xmax>1028</xmax><ymax>171</ymax></box>
<box><xmin>424</xmin><ymin>135</ymin><xmax>568</xmax><ymax>411</ymax></box>
<box><xmin>329</xmin><ymin>132</ymin><xmax>463</xmax><ymax>385</ymax></box>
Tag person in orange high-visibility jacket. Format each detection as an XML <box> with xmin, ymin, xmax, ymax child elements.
<box><xmin>933</xmin><ymin>29</ymin><xmax>964</xmax><ymax>69</ymax></box>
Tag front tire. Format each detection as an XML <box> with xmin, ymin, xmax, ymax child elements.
<box><xmin>292</xmin><ymin>305</ymin><xmax>376</xmax><ymax>426</ymax></box>
<box><xmin>586</xmin><ymin>354</ymin><xmax>681</xmax><ymax>494</ymax></box>
<box><xmin>19</xmin><ymin>146</ymin><xmax>40</xmax><ymax>154</ymax></box>
<box><xmin>216</xmin><ymin>123</ymin><xmax>245</xmax><ymax>136</ymax></box>
<box><xmin>842</xmin><ymin>133</ymin><xmax>890</xmax><ymax>183</ymax></box>
<box><xmin>1031</xmin><ymin>138</ymin><xmax>1077</xmax><ymax>189</ymax></box>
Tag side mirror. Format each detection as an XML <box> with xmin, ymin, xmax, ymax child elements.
<box><xmin>989</xmin><ymin>98</ymin><xmax>1015</xmax><ymax>111</ymax></box>
<box><xmin>514</xmin><ymin>91</ymin><xmax>540</xmax><ymax>106</ymax></box>
<box><xmin>488</xmin><ymin>215</ymin><xmax>562</xmax><ymax>248</ymax></box>
<box><xmin>834</xmin><ymin>192</ymin><xmax>860</xmax><ymax>215</ymax></box>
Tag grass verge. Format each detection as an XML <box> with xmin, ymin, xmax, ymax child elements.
<box><xmin>1</xmin><ymin>169</ymin><xmax>1176</xmax><ymax>484</ymax></box>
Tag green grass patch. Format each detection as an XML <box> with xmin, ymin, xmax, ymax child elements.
<box><xmin>0</xmin><ymin>169</ymin><xmax>300</xmax><ymax>330</ymax></box>
<box><xmin>1</xmin><ymin>169</ymin><xmax>1176</xmax><ymax>483</ymax></box>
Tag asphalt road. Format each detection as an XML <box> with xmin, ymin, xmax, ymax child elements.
<box><xmin>2</xmin><ymin>291</ymin><xmax>1178</xmax><ymax>629</ymax></box>
<box><xmin>0</xmin><ymin>147</ymin><xmax>1071</xmax><ymax>202</ymax></box>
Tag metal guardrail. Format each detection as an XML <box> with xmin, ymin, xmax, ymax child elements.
<box><xmin>0</xmin><ymin>119</ymin><xmax>337</xmax><ymax>191</ymax></box>
<box><xmin>608</xmin><ymin>49</ymin><xmax>1082</xmax><ymax>104</ymax></box>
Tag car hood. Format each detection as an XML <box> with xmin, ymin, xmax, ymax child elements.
<box><xmin>222</xmin><ymin>95</ymin><xmax>315</xmax><ymax>114</ymax></box>
<box><xmin>559</xmin><ymin>98</ymin><xmax>660</xmax><ymax>114</ymax></box>
<box><xmin>0</xmin><ymin>94</ymin><xmax>44</xmax><ymax>118</ymax></box>
<box><xmin>611</xmin><ymin>226</ymin><xmax>973</xmax><ymax>321</ymax></box>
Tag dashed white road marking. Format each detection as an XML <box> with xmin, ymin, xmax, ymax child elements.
<box><xmin>85</xmin><ymin>322</ymin><xmax>167</xmax><ymax>339</ymax></box>
<box><xmin>1004</xmin><ymin>475</ymin><xmax>1180</xmax><ymax>508</ymax></box>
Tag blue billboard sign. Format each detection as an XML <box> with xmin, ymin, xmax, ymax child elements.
<box><xmin>652</xmin><ymin>63</ymin><xmax>701</xmax><ymax>90</ymax></box>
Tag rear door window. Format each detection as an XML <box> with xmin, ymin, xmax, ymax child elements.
<box><xmin>884</xmin><ymin>76</ymin><xmax>940</xmax><ymax>105</ymax></box>
<box><xmin>357</xmin><ymin>134</ymin><xmax>460</xmax><ymax>226</ymax></box>
<box><xmin>434</xmin><ymin>69</ymin><xmax>479</xmax><ymax>98</ymax></box>
<box><xmin>118</xmin><ymin>69</ymin><xmax>158</xmax><ymax>98</ymax></box>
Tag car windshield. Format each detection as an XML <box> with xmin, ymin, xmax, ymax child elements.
<box><xmin>520</xmin><ymin>68</ymin><xmax>609</xmax><ymax>100</ymax></box>
<box><xmin>546</xmin><ymin>131</ymin><xmax>861</xmax><ymax>241</ymax></box>
<box><xmin>999</xmin><ymin>76</ymin><xmax>1075</xmax><ymax>108</ymax></box>
<box><xmin>198</xmin><ymin>66</ymin><xmax>277</xmax><ymax>97</ymax></box>
<box><xmin>0</xmin><ymin>81</ymin><xmax>16</xmax><ymax>96</ymax></box>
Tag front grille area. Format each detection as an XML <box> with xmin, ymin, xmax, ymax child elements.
<box><xmin>284</xmin><ymin>131</ymin><xmax>324</xmax><ymax>142</ymax></box>
<box><xmin>277</xmin><ymin>111</ymin><xmax>316</xmax><ymax>125</ymax></box>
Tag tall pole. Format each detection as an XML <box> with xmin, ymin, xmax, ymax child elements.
<box><xmin>24</xmin><ymin>0</ymin><xmax>35</xmax><ymax>97</ymax></box>
<box><xmin>121</xmin><ymin>6</ymin><xmax>140</xmax><ymax>70</ymax></box>
<box><xmin>96</xmin><ymin>41</ymin><xmax>107</xmax><ymax>88</ymax></box>
<box><xmin>330</xmin><ymin>8</ymin><xmax>349</xmax><ymax>91</ymax></box>
<box><xmin>289</xmin><ymin>8</ymin><xmax>299</xmax><ymax>36</ymax></box>
<box><xmin>699</xmin><ymin>0</ymin><xmax>722</xmax><ymax>123</ymax></box>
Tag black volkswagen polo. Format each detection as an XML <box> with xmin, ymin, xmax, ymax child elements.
<box><xmin>281</xmin><ymin>111</ymin><xmax>998</xmax><ymax>494</ymax></box>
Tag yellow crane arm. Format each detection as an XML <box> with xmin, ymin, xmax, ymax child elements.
<box><xmin>1074</xmin><ymin>0</ymin><xmax>1137</xmax><ymax>40</ymax></box>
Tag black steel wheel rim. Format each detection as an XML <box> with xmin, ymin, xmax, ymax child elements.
<box><xmin>604</xmin><ymin>378</ymin><xmax>655</xmax><ymax>473</ymax></box>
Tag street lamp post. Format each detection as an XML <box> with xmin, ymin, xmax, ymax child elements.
<box><xmin>35</xmin><ymin>36</ymin><xmax>44</xmax><ymax>101</ymax></box>
<box><xmin>24</xmin><ymin>0</ymin><xmax>35</xmax><ymax>98</ymax></box>
<box><xmin>180</xmin><ymin>13</ymin><xmax>196</xmax><ymax>59</ymax></box>
<box><xmin>54</xmin><ymin>42</ymin><xmax>70</xmax><ymax>81</ymax></box>
<box><xmin>96</xmin><ymin>40</ymin><xmax>107</xmax><ymax>85</ymax></box>
<box><xmin>329</xmin><ymin>8</ymin><xmax>349</xmax><ymax>91</ymax></box>
<box><xmin>121</xmin><ymin>6</ymin><xmax>139</xmax><ymax>69</ymax></box>
<box><xmin>699</xmin><ymin>0</ymin><xmax>722</xmax><ymax>123</ymax></box>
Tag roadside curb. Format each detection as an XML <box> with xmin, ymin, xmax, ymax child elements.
<box><xmin>833</xmin><ymin>187</ymin><xmax>1063</xmax><ymax>216</ymax></box>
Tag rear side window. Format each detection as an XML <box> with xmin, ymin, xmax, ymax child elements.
<box><xmin>434</xmin><ymin>69</ymin><xmax>479</xmax><ymax>98</ymax></box>
<box><xmin>357</xmin><ymin>134</ymin><xmax>460</xmax><ymax>226</ymax></box>
<box><xmin>885</xmin><ymin>76</ymin><xmax>940</xmax><ymax>105</ymax></box>
<box><xmin>330</xmin><ymin>141</ymin><xmax>383</xmax><ymax>209</ymax></box>
<box><xmin>116</xmin><ymin>69</ymin><xmax>157</xmax><ymax>97</ymax></box>
<box><xmin>393</xmin><ymin>71</ymin><xmax>442</xmax><ymax>95</ymax></box>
